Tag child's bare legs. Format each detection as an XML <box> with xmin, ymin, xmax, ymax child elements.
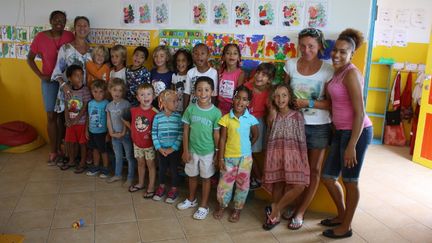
<box><xmin>200</xmin><ymin>178</ymin><xmax>211</xmax><ymax>208</ymax></box>
<box><xmin>269</xmin><ymin>183</ymin><xmax>305</xmax><ymax>220</ymax></box>
<box><xmin>188</xmin><ymin>176</ymin><xmax>198</xmax><ymax>202</ymax></box>
<box><xmin>145</xmin><ymin>159</ymin><xmax>156</xmax><ymax>192</ymax></box>
<box><xmin>67</xmin><ymin>142</ymin><xmax>77</xmax><ymax>165</ymax></box>
<box><xmin>93</xmin><ymin>149</ymin><xmax>100</xmax><ymax>167</ymax></box>
<box><xmin>101</xmin><ymin>152</ymin><xmax>109</xmax><ymax>168</ymax></box>
<box><xmin>136</xmin><ymin>157</ymin><xmax>146</xmax><ymax>188</ymax></box>
<box><xmin>321</xmin><ymin>178</ymin><xmax>345</xmax><ymax>223</ymax></box>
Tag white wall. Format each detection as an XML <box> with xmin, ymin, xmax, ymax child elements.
<box><xmin>1</xmin><ymin>0</ymin><xmax>372</xmax><ymax>40</ymax></box>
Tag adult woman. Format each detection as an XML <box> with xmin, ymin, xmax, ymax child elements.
<box><xmin>321</xmin><ymin>28</ymin><xmax>372</xmax><ymax>239</ymax></box>
<box><xmin>51</xmin><ymin>16</ymin><xmax>92</xmax><ymax>173</ymax></box>
<box><xmin>27</xmin><ymin>10</ymin><xmax>75</xmax><ymax>165</ymax></box>
<box><xmin>283</xmin><ymin>28</ymin><xmax>333</xmax><ymax>230</ymax></box>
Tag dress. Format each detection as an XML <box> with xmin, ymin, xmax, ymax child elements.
<box><xmin>263</xmin><ymin>110</ymin><xmax>310</xmax><ymax>193</ymax></box>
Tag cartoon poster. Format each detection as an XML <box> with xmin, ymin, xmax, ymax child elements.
<box><xmin>205</xmin><ymin>32</ymin><xmax>234</xmax><ymax>56</ymax></box>
<box><xmin>305</xmin><ymin>1</ymin><xmax>328</xmax><ymax>28</ymax></box>
<box><xmin>192</xmin><ymin>0</ymin><xmax>209</xmax><ymax>25</ymax></box>
<box><xmin>155</xmin><ymin>0</ymin><xmax>169</xmax><ymax>25</ymax></box>
<box><xmin>1</xmin><ymin>25</ymin><xmax>15</xmax><ymax>41</ymax></box>
<box><xmin>211</xmin><ymin>0</ymin><xmax>230</xmax><ymax>26</ymax></box>
<box><xmin>123</xmin><ymin>1</ymin><xmax>136</xmax><ymax>25</ymax></box>
<box><xmin>233</xmin><ymin>34</ymin><xmax>264</xmax><ymax>58</ymax></box>
<box><xmin>29</xmin><ymin>26</ymin><xmax>44</xmax><ymax>42</ymax></box>
<box><xmin>15</xmin><ymin>26</ymin><xmax>29</xmax><ymax>42</ymax></box>
<box><xmin>255</xmin><ymin>0</ymin><xmax>276</xmax><ymax>27</ymax></box>
<box><xmin>160</xmin><ymin>29</ymin><xmax>204</xmax><ymax>52</ymax></box>
<box><xmin>232</xmin><ymin>0</ymin><xmax>253</xmax><ymax>27</ymax></box>
<box><xmin>15</xmin><ymin>44</ymin><xmax>29</xmax><ymax>59</ymax></box>
<box><xmin>280</xmin><ymin>1</ymin><xmax>305</xmax><ymax>29</ymax></box>
<box><xmin>265</xmin><ymin>35</ymin><xmax>296</xmax><ymax>60</ymax></box>
<box><xmin>137</xmin><ymin>0</ymin><xmax>152</xmax><ymax>24</ymax></box>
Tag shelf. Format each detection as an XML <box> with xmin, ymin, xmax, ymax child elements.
<box><xmin>367</xmin><ymin>87</ymin><xmax>389</xmax><ymax>92</ymax></box>
<box><xmin>371</xmin><ymin>62</ymin><xmax>392</xmax><ymax>66</ymax></box>
<box><xmin>367</xmin><ymin>112</ymin><xmax>385</xmax><ymax>118</ymax></box>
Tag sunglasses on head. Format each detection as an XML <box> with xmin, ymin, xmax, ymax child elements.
<box><xmin>299</xmin><ymin>28</ymin><xmax>322</xmax><ymax>37</ymax></box>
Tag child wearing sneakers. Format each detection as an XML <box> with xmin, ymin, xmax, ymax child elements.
<box><xmin>86</xmin><ymin>80</ymin><xmax>110</xmax><ymax>178</ymax></box>
<box><xmin>151</xmin><ymin>90</ymin><xmax>183</xmax><ymax>203</ymax></box>
<box><xmin>177</xmin><ymin>76</ymin><xmax>222</xmax><ymax>220</ymax></box>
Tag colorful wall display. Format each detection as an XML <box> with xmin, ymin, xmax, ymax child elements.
<box><xmin>192</xmin><ymin>0</ymin><xmax>209</xmax><ymax>25</ymax></box>
<box><xmin>306</xmin><ymin>1</ymin><xmax>328</xmax><ymax>28</ymax></box>
<box><xmin>211</xmin><ymin>0</ymin><xmax>230</xmax><ymax>26</ymax></box>
<box><xmin>88</xmin><ymin>29</ymin><xmax>150</xmax><ymax>46</ymax></box>
<box><xmin>205</xmin><ymin>33</ymin><xmax>234</xmax><ymax>56</ymax></box>
<box><xmin>255</xmin><ymin>0</ymin><xmax>276</xmax><ymax>27</ymax></box>
<box><xmin>232</xmin><ymin>0</ymin><xmax>253</xmax><ymax>27</ymax></box>
<box><xmin>159</xmin><ymin>29</ymin><xmax>204</xmax><ymax>52</ymax></box>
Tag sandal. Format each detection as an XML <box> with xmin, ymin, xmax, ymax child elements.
<box><xmin>193</xmin><ymin>207</ymin><xmax>209</xmax><ymax>220</ymax></box>
<box><xmin>143</xmin><ymin>191</ymin><xmax>155</xmax><ymax>199</ymax></box>
<box><xmin>228</xmin><ymin>209</ymin><xmax>241</xmax><ymax>223</ymax></box>
<box><xmin>213</xmin><ymin>207</ymin><xmax>225</xmax><ymax>220</ymax></box>
<box><xmin>262</xmin><ymin>214</ymin><xmax>280</xmax><ymax>231</ymax></box>
<box><xmin>264</xmin><ymin>205</ymin><xmax>272</xmax><ymax>216</ymax></box>
<box><xmin>288</xmin><ymin>217</ymin><xmax>303</xmax><ymax>230</ymax></box>
<box><xmin>128</xmin><ymin>185</ymin><xmax>145</xmax><ymax>193</ymax></box>
<box><xmin>74</xmin><ymin>165</ymin><xmax>86</xmax><ymax>174</ymax></box>
<box><xmin>320</xmin><ymin>218</ymin><xmax>342</xmax><ymax>227</ymax></box>
<box><xmin>282</xmin><ymin>207</ymin><xmax>295</xmax><ymax>220</ymax></box>
<box><xmin>60</xmin><ymin>163</ymin><xmax>76</xmax><ymax>171</ymax></box>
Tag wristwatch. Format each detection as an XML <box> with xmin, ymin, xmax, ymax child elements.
<box><xmin>308</xmin><ymin>99</ymin><xmax>315</xmax><ymax>108</ymax></box>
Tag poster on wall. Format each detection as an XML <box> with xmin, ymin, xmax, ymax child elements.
<box><xmin>137</xmin><ymin>0</ymin><xmax>152</xmax><ymax>24</ymax></box>
<box><xmin>0</xmin><ymin>43</ymin><xmax>2</xmax><ymax>58</ymax></box>
<box><xmin>154</xmin><ymin>0</ymin><xmax>170</xmax><ymax>25</ymax></box>
<box><xmin>279</xmin><ymin>1</ymin><xmax>305</xmax><ymax>29</ymax></box>
<box><xmin>205</xmin><ymin>32</ymin><xmax>234</xmax><ymax>56</ymax></box>
<box><xmin>394</xmin><ymin>9</ymin><xmax>410</xmax><ymax>29</ymax></box>
<box><xmin>88</xmin><ymin>28</ymin><xmax>150</xmax><ymax>47</ymax></box>
<box><xmin>264</xmin><ymin>35</ymin><xmax>296</xmax><ymax>60</ymax></box>
<box><xmin>255</xmin><ymin>0</ymin><xmax>276</xmax><ymax>28</ymax></box>
<box><xmin>29</xmin><ymin>26</ymin><xmax>44</xmax><ymax>42</ymax></box>
<box><xmin>378</xmin><ymin>8</ymin><xmax>394</xmax><ymax>28</ymax></box>
<box><xmin>305</xmin><ymin>1</ymin><xmax>328</xmax><ymax>28</ymax></box>
<box><xmin>392</xmin><ymin>29</ymin><xmax>408</xmax><ymax>47</ymax></box>
<box><xmin>15</xmin><ymin>44</ymin><xmax>29</xmax><ymax>59</ymax></box>
<box><xmin>211</xmin><ymin>0</ymin><xmax>230</xmax><ymax>27</ymax></box>
<box><xmin>411</xmin><ymin>9</ymin><xmax>427</xmax><ymax>29</ymax></box>
<box><xmin>15</xmin><ymin>26</ymin><xmax>29</xmax><ymax>42</ymax></box>
<box><xmin>233</xmin><ymin>34</ymin><xmax>264</xmax><ymax>58</ymax></box>
<box><xmin>123</xmin><ymin>1</ymin><xmax>137</xmax><ymax>25</ymax></box>
<box><xmin>1</xmin><ymin>26</ymin><xmax>15</xmax><ymax>41</ymax></box>
<box><xmin>232</xmin><ymin>0</ymin><xmax>253</xmax><ymax>28</ymax></box>
<box><xmin>192</xmin><ymin>0</ymin><xmax>209</xmax><ymax>25</ymax></box>
<box><xmin>375</xmin><ymin>29</ymin><xmax>392</xmax><ymax>47</ymax></box>
<box><xmin>159</xmin><ymin>29</ymin><xmax>204</xmax><ymax>52</ymax></box>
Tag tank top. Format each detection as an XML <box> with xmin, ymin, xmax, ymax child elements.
<box><xmin>327</xmin><ymin>63</ymin><xmax>372</xmax><ymax>130</ymax></box>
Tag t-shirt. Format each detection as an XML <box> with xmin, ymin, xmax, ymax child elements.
<box><xmin>219</xmin><ymin>109</ymin><xmax>258</xmax><ymax>158</ymax></box>
<box><xmin>284</xmin><ymin>58</ymin><xmax>334</xmax><ymax>125</ymax></box>
<box><xmin>30</xmin><ymin>31</ymin><xmax>74</xmax><ymax>77</ymax></box>
<box><xmin>125</xmin><ymin>66</ymin><xmax>151</xmax><ymax>105</ymax></box>
<box><xmin>244</xmin><ymin>81</ymin><xmax>270</xmax><ymax>118</ymax></box>
<box><xmin>184</xmin><ymin>67</ymin><xmax>218</xmax><ymax>104</ymax></box>
<box><xmin>86</xmin><ymin>62</ymin><xmax>110</xmax><ymax>88</ymax></box>
<box><xmin>110</xmin><ymin>68</ymin><xmax>126</xmax><ymax>82</ymax></box>
<box><xmin>171</xmin><ymin>73</ymin><xmax>187</xmax><ymax>112</ymax></box>
<box><xmin>129</xmin><ymin>106</ymin><xmax>158</xmax><ymax>148</ymax></box>
<box><xmin>106</xmin><ymin>99</ymin><xmax>131</xmax><ymax>133</ymax></box>
<box><xmin>88</xmin><ymin>99</ymin><xmax>109</xmax><ymax>134</ymax></box>
<box><xmin>151</xmin><ymin>68</ymin><xmax>174</xmax><ymax>97</ymax></box>
<box><xmin>218</xmin><ymin>68</ymin><xmax>242</xmax><ymax>105</ymax></box>
<box><xmin>66</xmin><ymin>85</ymin><xmax>91</xmax><ymax>125</ymax></box>
<box><xmin>182</xmin><ymin>104</ymin><xmax>222</xmax><ymax>155</ymax></box>
<box><xmin>151</xmin><ymin>111</ymin><xmax>183</xmax><ymax>151</ymax></box>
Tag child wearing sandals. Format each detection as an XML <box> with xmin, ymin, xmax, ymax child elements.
<box><xmin>213</xmin><ymin>85</ymin><xmax>259</xmax><ymax>222</ymax></box>
<box><xmin>262</xmin><ymin>83</ymin><xmax>310</xmax><ymax>230</ymax></box>
<box><xmin>151</xmin><ymin>90</ymin><xmax>183</xmax><ymax>203</ymax></box>
<box><xmin>123</xmin><ymin>83</ymin><xmax>158</xmax><ymax>198</ymax></box>
<box><xmin>177</xmin><ymin>76</ymin><xmax>222</xmax><ymax>220</ymax></box>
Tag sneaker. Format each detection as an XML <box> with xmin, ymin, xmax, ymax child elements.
<box><xmin>165</xmin><ymin>187</ymin><xmax>178</xmax><ymax>204</ymax></box>
<box><xmin>86</xmin><ymin>167</ymin><xmax>100</xmax><ymax>176</ymax></box>
<box><xmin>177</xmin><ymin>198</ymin><xmax>198</xmax><ymax>210</ymax></box>
<box><xmin>99</xmin><ymin>167</ymin><xmax>110</xmax><ymax>179</ymax></box>
<box><xmin>152</xmin><ymin>185</ymin><xmax>165</xmax><ymax>201</ymax></box>
<box><xmin>193</xmin><ymin>207</ymin><xmax>209</xmax><ymax>220</ymax></box>
<box><xmin>106</xmin><ymin>175</ymin><xmax>122</xmax><ymax>183</ymax></box>
<box><xmin>250</xmin><ymin>178</ymin><xmax>261</xmax><ymax>190</ymax></box>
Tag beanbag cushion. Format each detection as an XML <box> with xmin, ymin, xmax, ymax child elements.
<box><xmin>0</xmin><ymin>121</ymin><xmax>38</xmax><ymax>146</ymax></box>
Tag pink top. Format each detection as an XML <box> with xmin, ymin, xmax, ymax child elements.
<box><xmin>327</xmin><ymin>63</ymin><xmax>372</xmax><ymax>130</ymax></box>
<box><xmin>218</xmin><ymin>68</ymin><xmax>242</xmax><ymax>113</ymax></box>
<box><xmin>30</xmin><ymin>31</ymin><xmax>75</xmax><ymax>77</ymax></box>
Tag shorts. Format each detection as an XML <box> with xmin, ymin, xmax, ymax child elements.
<box><xmin>41</xmin><ymin>80</ymin><xmax>59</xmax><ymax>112</ymax></box>
<box><xmin>322</xmin><ymin>126</ymin><xmax>373</xmax><ymax>182</ymax></box>
<box><xmin>252</xmin><ymin>118</ymin><xmax>266</xmax><ymax>153</ymax></box>
<box><xmin>133</xmin><ymin>144</ymin><xmax>155</xmax><ymax>160</ymax></box>
<box><xmin>88</xmin><ymin>132</ymin><xmax>108</xmax><ymax>153</ymax></box>
<box><xmin>305</xmin><ymin>124</ymin><xmax>332</xmax><ymax>149</ymax></box>
<box><xmin>185</xmin><ymin>152</ymin><xmax>215</xmax><ymax>179</ymax></box>
<box><xmin>65</xmin><ymin>124</ymin><xmax>87</xmax><ymax>144</ymax></box>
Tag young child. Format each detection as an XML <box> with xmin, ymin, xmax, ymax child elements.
<box><xmin>217</xmin><ymin>44</ymin><xmax>245</xmax><ymax>115</ymax></box>
<box><xmin>184</xmin><ymin>43</ymin><xmax>218</xmax><ymax>109</ymax></box>
<box><xmin>151</xmin><ymin>45</ymin><xmax>174</xmax><ymax>104</ymax></box>
<box><xmin>105</xmin><ymin>78</ymin><xmax>135</xmax><ymax>185</ymax></box>
<box><xmin>213</xmin><ymin>85</ymin><xmax>259</xmax><ymax>222</ymax></box>
<box><xmin>151</xmin><ymin>90</ymin><xmax>183</xmax><ymax>203</ymax></box>
<box><xmin>126</xmin><ymin>46</ymin><xmax>151</xmax><ymax>106</ymax></box>
<box><xmin>262</xmin><ymin>83</ymin><xmax>310</xmax><ymax>230</ymax></box>
<box><xmin>86</xmin><ymin>45</ymin><xmax>110</xmax><ymax>88</ymax></box>
<box><xmin>86</xmin><ymin>80</ymin><xmax>110</xmax><ymax>178</ymax></box>
<box><xmin>60</xmin><ymin>64</ymin><xmax>91</xmax><ymax>173</ymax></box>
<box><xmin>243</xmin><ymin>63</ymin><xmax>275</xmax><ymax>190</ymax></box>
<box><xmin>177</xmin><ymin>76</ymin><xmax>222</xmax><ymax>220</ymax></box>
<box><xmin>171</xmin><ymin>49</ymin><xmax>193</xmax><ymax>113</ymax></box>
<box><xmin>110</xmin><ymin>45</ymin><xmax>127</xmax><ymax>81</ymax></box>
<box><xmin>123</xmin><ymin>83</ymin><xmax>158</xmax><ymax>197</ymax></box>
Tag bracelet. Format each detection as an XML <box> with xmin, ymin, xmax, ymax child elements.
<box><xmin>215</xmin><ymin>148</ymin><xmax>219</xmax><ymax>151</ymax></box>
<box><xmin>308</xmin><ymin>99</ymin><xmax>315</xmax><ymax>108</ymax></box>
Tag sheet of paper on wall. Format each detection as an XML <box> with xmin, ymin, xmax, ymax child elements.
<box><xmin>411</xmin><ymin>9</ymin><xmax>426</xmax><ymax>29</ymax></box>
<box><xmin>154</xmin><ymin>0</ymin><xmax>169</xmax><ymax>25</ymax></box>
<box><xmin>15</xmin><ymin>26</ymin><xmax>29</xmax><ymax>42</ymax></box>
<box><xmin>375</xmin><ymin>29</ymin><xmax>392</xmax><ymax>47</ymax></box>
<box><xmin>205</xmin><ymin>33</ymin><xmax>234</xmax><ymax>56</ymax></box>
<box><xmin>1</xmin><ymin>26</ymin><xmax>15</xmax><ymax>41</ymax></box>
<box><xmin>254</xmin><ymin>0</ymin><xmax>276</xmax><ymax>28</ymax></box>
<box><xmin>279</xmin><ymin>0</ymin><xmax>305</xmax><ymax>30</ymax></box>
<box><xmin>159</xmin><ymin>29</ymin><xmax>204</xmax><ymax>52</ymax></box>
<box><xmin>137</xmin><ymin>0</ymin><xmax>152</xmax><ymax>25</ymax></box>
<box><xmin>393</xmin><ymin>62</ymin><xmax>404</xmax><ymax>70</ymax></box>
<box><xmin>29</xmin><ymin>26</ymin><xmax>44</xmax><ymax>42</ymax></box>
<box><xmin>394</xmin><ymin>9</ymin><xmax>410</xmax><ymax>28</ymax></box>
<box><xmin>392</xmin><ymin>29</ymin><xmax>407</xmax><ymax>47</ymax></box>
<box><xmin>191</xmin><ymin>0</ymin><xmax>209</xmax><ymax>26</ymax></box>
<box><xmin>15</xmin><ymin>44</ymin><xmax>29</xmax><ymax>59</ymax></box>
<box><xmin>305</xmin><ymin>0</ymin><xmax>328</xmax><ymax>28</ymax></box>
<box><xmin>264</xmin><ymin>35</ymin><xmax>296</xmax><ymax>60</ymax></box>
<box><xmin>0</xmin><ymin>43</ymin><xmax>3</xmax><ymax>58</ymax></box>
<box><xmin>232</xmin><ymin>0</ymin><xmax>253</xmax><ymax>28</ymax></box>
<box><xmin>211</xmin><ymin>0</ymin><xmax>230</xmax><ymax>27</ymax></box>
<box><xmin>417</xmin><ymin>64</ymin><xmax>425</xmax><ymax>71</ymax></box>
<box><xmin>233</xmin><ymin>34</ymin><xmax>265</xmax><ymax>58</ymax></box>
<box><xmin>378</xmin><ymin>7</ymin><xmax>394</xmax><ymax>28</ymax></box>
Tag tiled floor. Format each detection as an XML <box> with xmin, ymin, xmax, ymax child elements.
<box><xmin>1</xmin><ymin>145</ymin><xmax>432</xmax><ymax>242</ymax></box>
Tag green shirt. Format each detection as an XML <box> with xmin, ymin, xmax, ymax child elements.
<box><xmin>182</xmin><ymin>104</ymin><xmax>222</xmax><ymax>155</ymax></box>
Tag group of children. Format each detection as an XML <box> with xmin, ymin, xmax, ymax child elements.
<box><xmin>56</xmin><ymin>41</ymin><xmax>308</xmax><ymax>223</ymax></box>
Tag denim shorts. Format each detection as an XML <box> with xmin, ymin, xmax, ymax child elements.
<box><xmin>322</xmin><ymin>126</ymin><xmax>373</xmax><ymax>182</ymax></box>
<box><xmin>41</xmin><ymin>80</ymin><xmax>59</xmax><ymax>112</ymax></box>
<box><xmin>305</xmin><ymin>124</ymin><xmax>332</xmax><ymax>149</ymax></box>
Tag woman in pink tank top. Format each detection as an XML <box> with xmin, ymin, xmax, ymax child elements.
<box><xmin>320</xmin><ymin>29</ymin><xmax>373</xmax><ymax>239</ymax></box>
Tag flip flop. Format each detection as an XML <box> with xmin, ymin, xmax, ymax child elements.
<box><xmin>322</xmin><ymin>229</ymin><xmax>353</xmax><ymax>239</ymax></box>
<box><xmin>228</xmin><ymin>209</ymin><xmax>241</xmax><ymax>223</ymax></box>
<box><xmin>60</xmin><ymin>163</ymin><xmax>76</xmax><ymax>171</ymax></box>
<box><xmin>262</xmin><ymin>214</ymin><xmax>280</xmax><ymax>231</ymax></box>
<box><xmin>213</xmin><ymin>207</ymin><xmax>225</xmax><ymax>220</ymax></box>
<box><xmin>282</xmin><ymin>207</ymin><xmax>295</xmax><ymax>220</ymax></box>
<box><xmin>128</xmin><ymin>185</ymin><xmax>145</xmax><ymax>193</ymax></box>
<box><xmin>288</xmin><ymin>217</ymin><xmax>303</xmax><ymax>230</ymax></box>
<box><xmin>143</xmin><ymin>191</ymin><xmax>155</xmax><ymax>199</ymax></box>
<box><xmin>74</xmin><ymin>165</ymin><xmax>86</xmax><ymax>174</ymax></box>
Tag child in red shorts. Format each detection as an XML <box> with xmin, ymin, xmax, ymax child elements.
<box><xmin>61</xmin><ymin>64</ymin><xmax>92</xmax><ymax>173</ymax></box>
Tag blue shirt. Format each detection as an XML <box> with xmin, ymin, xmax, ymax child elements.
<box><xmin>151</xmin><ymin>111</ymin><xmax>183</xmax><ymax>151</ymax></box>
<box><xmin>151</xmin><ymin>68</ymin><xmax>174</xmax><ymax>97</ymax></box>
<box><xmin>88</xmin><ymin>99</ymin><xmax>109</xmax><ymax>133</ymax></box>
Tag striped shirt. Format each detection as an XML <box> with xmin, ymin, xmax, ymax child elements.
<box><xmin>151</xmin><ymin>111</ymin><xmax>183</xmax><ymax>151</ymax></box>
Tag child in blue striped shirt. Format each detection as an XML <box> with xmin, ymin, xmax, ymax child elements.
<box><xmin>151</xmin><ymin>90</ymin><xmax>183</xmax><ymax>203</ymax></box>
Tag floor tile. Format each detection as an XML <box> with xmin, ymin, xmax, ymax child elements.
<box><xmin>22</xmin><ymin>181</ymin><xmax>61</xmax><ymax>196</ymax></box>
<box><xmin>134</xmin><ymin>200</ymin><xmax>176</xmax><ymax>220</ymax></box>
<box><xmin>60</xmin><ymin>178</ymin><xmax>95</xmax><ymax>193</ymax></box>
<box><xmin>0</xmin><ymin>181</ymin><xmax>27</xmax><ymax>198</ymax></box>
<box><xmin>14</xmin><ymin>194</ymin><xmax>58</xmax><ymax>212</ymax></box>
<box><xmin>138</xmin><ymin>218</ymin><xmax>185</xmax><ymax>242</ymax></box>
<box><xmin>95</xmin><ymin>222</ymin><xmax>140</xmax><ymax>243</ymax></box>
<box><xmin>179</xmin><ymin>215</ymin><xmax>225</xmax><ymax>237</ymax></box>
<box><xmin>0</xmin><ymin>196</ymin><xmax>20</xmax><ymax>210</ymax></box>
<box><xmin>95</xmin><ymin>190</ymin><xmax>132</xmax><ymax>206</ymax></box>
<box><xmin>5</xmin><ymin>209</ymin><xmax>54</xmax><ymax>232</ymax></box>
<box><xmin>19</xmin><ymin>228</ymin><xmax>50</xmax><ymax>243</ymax></box>
<box><xmin>52</xmin><ymin>207</ymin><xmax>94</xmax><ymax>229</ymax></box>
<box><xmin>187</xmin><ymin>232</ymin><xmax>232</xmax><ymax>243</ymax></box>
<box><xmin>57</xmin><ymin>192</ymin><xmax>95</xmax><ymax>209</ymax></box>
<box><xmin>48</xmin><ymin>224</ymin><xmax>94</xmax><ymax>243</ymax></box>
<box><xmin>228</xmin><ymin>228</ymin><xmax>278</xmax><ymax>243</ymax></box>
<box><xmin>219</xmin><ymin>209</ymin><xmax>263</xmax><ymax>232</ymax></box>
<box><xmin>96</xmin><ymin>204</ymin><xmax>136</xmax><ymax>224</ymax></box>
